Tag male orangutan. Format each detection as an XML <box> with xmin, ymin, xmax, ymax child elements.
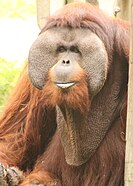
<box><xmin>0</xmin><ymin>2</ymin><xmax>129</xmax><ymax>186</ymax></box>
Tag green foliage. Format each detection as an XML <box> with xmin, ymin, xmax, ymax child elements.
<box><xmin>0</xmin><ymin>58</ymin><xmax>21</xmax><ymax>110</ymax></box>
<box><xmin>0</xmin><ymin>1</ymin><xmax>36</xmax><ymax>112</ymax></box>
<box><xmin>0</xmin><ymin>0</ymin><xmax>36</xmax><ymax>19</ymax></box>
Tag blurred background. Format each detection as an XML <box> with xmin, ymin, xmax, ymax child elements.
<box><xmin>0</xmin><ymin>0</ymin><xmax>39</xmax><ymax>111</ymax></box>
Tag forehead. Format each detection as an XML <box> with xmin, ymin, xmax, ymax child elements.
<box><xmin>40</xmin><ymin>27</ymin><xmax>97</xmax><ymax>44</ymax></box>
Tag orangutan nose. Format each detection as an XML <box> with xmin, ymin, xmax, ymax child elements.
<box><xmin>62</xmin><ymin>60</ymin><xmax>70</xmax><ymax>65</ymax></box>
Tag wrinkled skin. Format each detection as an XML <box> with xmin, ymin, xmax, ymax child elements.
<box><xmin>0</xmin><ymin>163</ymin><xmax>24</xmax><ymax>185</ymax></box>
<box><xmin>29</xmin><ymin>27</ymin><xmax>107</xmax><ymax>96</ymax></box>
<box><xmin>0</xmin><ymin>163</ymin><xmax>59</xmax><ymax>185</ymax></box>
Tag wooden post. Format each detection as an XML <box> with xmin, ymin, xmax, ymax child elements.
<box><xmin>116</xmin><ymin>0</ymin><xmax>130</xmax><ymax>20</ymax></box>
<box><xmin>36</xmin><ymin>0</ymin><xmax>50</xmax><ymax>29</ymax></box>
<box><xmin>67</xmin><ymin>0</ymin><xmax>98</xmax><ymax>5</ymax></box>
<box><xmin>36</xmin><ymin>0</ymin><xmax>65</xmax><ymax>29</ymax></box>
<box><xmin>50</xmin><ymin>0</ymin><xmax>65</xmax><ymax>15</ymax></box>
<box><xmin>124</xmin><ymin>0</ymin><xmax>133</xmax><ymax>185</ymax></box>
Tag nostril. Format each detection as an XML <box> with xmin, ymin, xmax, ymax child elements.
<box><xmin>66</xmin><ymin>60</ymin><xmax>70</xmax><ymax>64</ymax></box>
<box><xmin>62</xmin><ymin>60</ymin><xmax>66</xmax><ymax>64</ymax></box>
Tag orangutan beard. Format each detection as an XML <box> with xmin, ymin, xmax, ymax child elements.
<box><xmin>41</xmin><ymin>74</ymin><xmax>90</xmax><ymax>113</ymax></box>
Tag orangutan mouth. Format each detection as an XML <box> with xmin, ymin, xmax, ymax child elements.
<box><xmin>55</xmin><ymin>82</ymin><xmax>77</xmax><ymax>89</ymax></box>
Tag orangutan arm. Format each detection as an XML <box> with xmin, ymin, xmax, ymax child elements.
<box><xmin>20</xmin><ymin>132</ymin><xmax>62</xmax><ymax>186</ymax></box>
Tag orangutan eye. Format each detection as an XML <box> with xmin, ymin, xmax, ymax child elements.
<box><xmin>70</xmin><ymin>46</ymin><xmax>80</xmax><ymax>53</ymax></box>
<box><xmin>56</xmin><ymin>46</ymin><xmax>66</xmax><ymax>53</ymax></box>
